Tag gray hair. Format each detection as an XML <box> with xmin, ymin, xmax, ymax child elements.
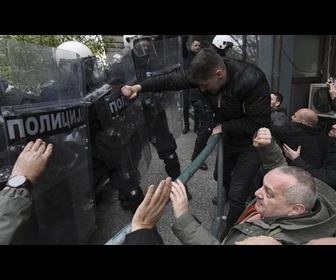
<box><xmin>277</xmin><ymin>166</ymin><xmax>317</xmax><ymax>212</ymax></box>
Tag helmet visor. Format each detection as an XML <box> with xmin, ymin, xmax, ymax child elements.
<box><xmin>132</xmin><ymin>37</ymin><xmax>156</xmax><ymax>57</ymax></box>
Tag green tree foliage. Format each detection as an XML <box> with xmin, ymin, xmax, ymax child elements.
<box><xmin>0</xmin><ymin>35</ymin><xmax>105</xmax><ymax>57</ymax></box>
<box><xmin>0</xmin><ymin>35</ymin><xmax>106</xmax><ymax>93</ymax></box>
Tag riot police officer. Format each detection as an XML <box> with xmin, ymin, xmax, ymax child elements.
<box><xmin>0</xmin><ymin>39</ymin><xmax>97</xmax><ymax>244</ymax></box>
<box><xmin>42</xmin><ymin>41</ymin><xmax>146</xmax><ymax>214</ymax></box>
<box><xmin>204</xmin><ymin>35</ymin><xmax>234</xmax><ymax>57</ymax></box>
<box><xmin>123</xmin><ymin>35</ymin><xmax>192</xmax><ymax>200</ymax></box>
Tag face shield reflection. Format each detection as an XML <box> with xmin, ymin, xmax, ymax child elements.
<box><xmin>83</xmin><ymin>56</ymin><xmax>106</xmax><ymax>91</ymax></box>
<box><xmin>83</xmin><ymin>57</ymin><xmax>96</xmax><ymax>75</ymax></box>
<box><xmin>133</xmin><ymin>38</ymin><xmax>156</xmax><ymax>57</ymax></box>
<box><xmin>58</xmin><ymin>58</ymin><xmax>75</xmax><ymax>73</ymax></box>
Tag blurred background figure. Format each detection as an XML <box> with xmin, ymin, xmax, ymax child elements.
<box><xmin>181</xmin><ymin>36</ymin><xmax>201</xmax><ymax>134</ymax></box>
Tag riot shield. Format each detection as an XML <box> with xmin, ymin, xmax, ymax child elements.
<box><xmin>0</xmin><ymin>38</ymin><xmax>95</xmax><ymax>244</ymax></box>
<box><xmin>86</xmin><ymin>48</ymin><xmax>151</xmax><ymax>202</ymax></box>
<box><xmin>133</xmin><ymin>36</ymin><xmax>183</xmax><ymax>139</ymax></box>
<box><xmin>81</xmin><ymin>55</ymin><xmax>112</xmax><ymax>104</ymax></box>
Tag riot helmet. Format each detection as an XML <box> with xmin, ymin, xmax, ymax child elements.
<box><xmin>211</xmin><ymin>35</ymin><xmax>233</xmax><ymax>57</ymax></box>
<box><xmin>123</xmin><ymin>35</ymin><xmax>156</xmax><ymax>57</ymax></box>
<box><xmin>212</xmin><ymin>35</ymin><xmax>233</xmax><ymax>51</ymax></box>
<box><xmin>55</xmin><ymin>41</ymin><xmax>94</xmax><ymax>73</ymax></box>
<box><xmin>55</xmin><ymin>41</ymin><xmax>101</xmax><ymax>90</ymax></box>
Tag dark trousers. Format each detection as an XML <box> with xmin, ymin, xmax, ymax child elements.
<box><xmin>183</xmin><ymin>89</ymin><xmax>203</xmax><ymax>129</ymax></box>
<box><xmin>91</xmin><ymin>131</ymin><xmax>143</xmax><ymax>194</ymax></box>
<box><xmin>191</xmin><ymin>128</ymin><xmax>212</xmax><ymax>161</ymax></box>
<box><xmin>143</xmin><ymin>105</ymin><xmax>181</xmax><ymax>180</ymax></box>
<box><xmin>182</xmin><ymin>89</ymin><xmax>191</xmax><ymax>128</ymax></box>
<box><xmin>190</xmin><ymin>101</ymin><xmax>201</xmax><ymax>130</ymax></box>
<box><xmin>214</xmin><ymin>142</ymin><xmax>262</xmax><ymax>238</ymax></box>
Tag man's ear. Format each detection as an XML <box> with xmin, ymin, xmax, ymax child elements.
<box><xmin>288</xmin><ymin>203</ymin><xmax>305</xmax><ymax>216</ymax></box>
<box><xmin>216</xmin><ymin>69</ymin><xmax>224</xmax><ymax>78</ymax></box>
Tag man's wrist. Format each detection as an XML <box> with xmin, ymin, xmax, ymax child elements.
<box><xmin>330</xmin><ymin>91</ymin><xmax>336</xmax><ymax>99</ymax></box>
<box><xmin>134</xmin><ymin>84</ymin><xmax>142</xmax><ymax>93</ymax></box>
<box><xmin>131</xmin><ymin>223</ymin><xmax>154</xmax><ymax>232</ymax></box>
<box><xmin>1</xmin><ymin>186</ymin><xmax>31</xmax><ymax>199</ymax></box>
<box><xmin>6</xmin><ymin>175</ymin><xmax>33</xmax><ymax>193</ymax></box>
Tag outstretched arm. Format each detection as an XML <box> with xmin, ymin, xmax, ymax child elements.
<box><xmin>253</xmin><ymin>127</ymin><xmax>288</xmax><ymax>170</ymax></box>
<box><xmin>131</xmin><ymin>177</ymin><xmax>172</xmax><ymax>232</ymax></box>
<box><xmin>170</xmin><ymin>179</ymin><xmax>221</xmax><ymax>245</ymax></box>
<box><xmin>0</xmin><ymin>138</ymin><xmax>53</xmax><ymax>245</ymax></box>
<box><xmin>121</xmin><ymin>84</ymin><xmax>142</xmax><ymax>100</ymax></box>
<box><xmin>170</xmin><ymin>179</ymin><xmax>190</xmax><ymax>219</ymax></box>
<box><xmin>123</xmin><ymin>177</ymin><xmax>172</xmax><ymax>245</ymax></box>
<box><xmin>327</xmin><ymin>77</ymin><xmax>336</xmax><ymax>111</ymax></box>
<box><xmin>10</xmin><ymin>138</ymin><xmax>53</xmax><ymax>184</ymax></box>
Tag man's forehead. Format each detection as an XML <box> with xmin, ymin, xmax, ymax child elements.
<box><xmin>265</xmin><ymin>169</ymin><xmax>294</xmax><ymax>191</ymax></box>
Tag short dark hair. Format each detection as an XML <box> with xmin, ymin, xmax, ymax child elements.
<box><xmin>188</xmin><ymin>48</ymin><xmax>224</xmax><ymax>83</ymax></box>
<box><xmin>272</xmin><ymin>91</ymin><xmax>283</xmax><ymax>105</ymax></box>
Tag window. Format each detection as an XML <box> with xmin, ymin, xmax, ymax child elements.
<box><xmin>292</xmin><ymin>35</ymin><xmax>321</xmax><ymax>78</ymax></box>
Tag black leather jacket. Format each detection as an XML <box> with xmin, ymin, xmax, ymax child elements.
<box><xmin>290</xmin><ymin>137</ymin><xmax>336</xmax><ymax>190</ymax></box>
<box><xmin>140</xmin><ymin>57</ymin><xmax>271</xmax><ymax>146</ymax></box>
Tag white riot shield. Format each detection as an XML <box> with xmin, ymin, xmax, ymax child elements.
<box><xmin>0</xmin><ymin>38</ymin><xmax>95</xmax><ymax>244</ymax></box>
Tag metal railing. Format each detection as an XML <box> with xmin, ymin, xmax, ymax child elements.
<box><xmin>105</xmin><ymin>133</ymin><xmax>224</xmax><ymax>245</ymax></box>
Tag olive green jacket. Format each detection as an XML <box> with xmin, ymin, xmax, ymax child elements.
<box><xmin>0</xmin><ymin>187</ymin><xmax>32</xmax><ymax>245</ymax></box>
<box><xmin>172</xmin><ymin>138</ymin><xmax>336</xmax><ymax>245</ymax></box>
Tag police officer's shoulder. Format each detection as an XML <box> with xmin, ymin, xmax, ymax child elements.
<box><xmin>0</xmin><ymin>79</ymin><xmax>8</xmax><ymax>91</ymax></box>
<box><xmin>41</xmin><ymin>79</ymin><xmax>56</xmax><ymax>89</ymax></box>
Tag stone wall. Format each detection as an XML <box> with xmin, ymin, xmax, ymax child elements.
<box><xmin>103</xmin><ymin>35</ymin><xmax>124</xmax><ymax>62</ymax></box>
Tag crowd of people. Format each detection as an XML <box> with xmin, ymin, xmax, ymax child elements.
<box><xmin>120</xmin><ymin>37</ymin><xmax>336</xmax><ymax>245</ymax></box>
<box><xmin>123</xmin><ymin>126</ymin><xmax>336</xmax><ymax>245</ymax></box>
<box><xmin>122</xmin><ymin>46</ymin><xmax>271</xmax><ymax>240</ymax></box>
<box><xmin>2</xmin><ymin>35</ymin><xmax>336</xmax><ymax>245</ymax></box>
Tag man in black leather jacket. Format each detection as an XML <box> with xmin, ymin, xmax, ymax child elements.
<box><xmin>122</xmin><ymin>47</ymin><xmax>271</xmax><ymax>239</ymax></box>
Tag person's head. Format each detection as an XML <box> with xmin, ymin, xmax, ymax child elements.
<box><xmin>55</xmin><ymin>41</ymin><xmax>95</xmax><ymax>75</ymax></box>
<box><xmin>189</xmin><ymin>40</ymin><xmax>201</xmax><ymax>54</ymax></box>
<box><xmin>270</xmin><ymin>92</ymin><xmax>283</xmax><ymax>108</ymax></box>
<box><xmin>188</xmin><ymin>48</ymin><xmax>227</xmax><ymax>94</ymax></box>
<box><xmin>254</xmin><ymin>166</ymin><xmax>317</xmax><ymax>218</ymax></box>
<box><xmin>291</xmin><ymin>108</ymin><xmax>319</xmax><ymax>127</ymax></box>
<box><xmin>328</xmin><ymin>124</ymin><xmax>336</xmax><ymax>138</ymax></box>
<box><xmin>123</xmin><ymin>35</ymin><xmax>156</xmax><ymax>57</ymax></box>
<box><xmin>211</xmin><ymin>35</ymin><xmax>233</xmax><ymax>57</ymax></box>
<box><xmin>55</xmin><ymin>41</ymin><xmax>100</xmax><ymax>90</ymax></box>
